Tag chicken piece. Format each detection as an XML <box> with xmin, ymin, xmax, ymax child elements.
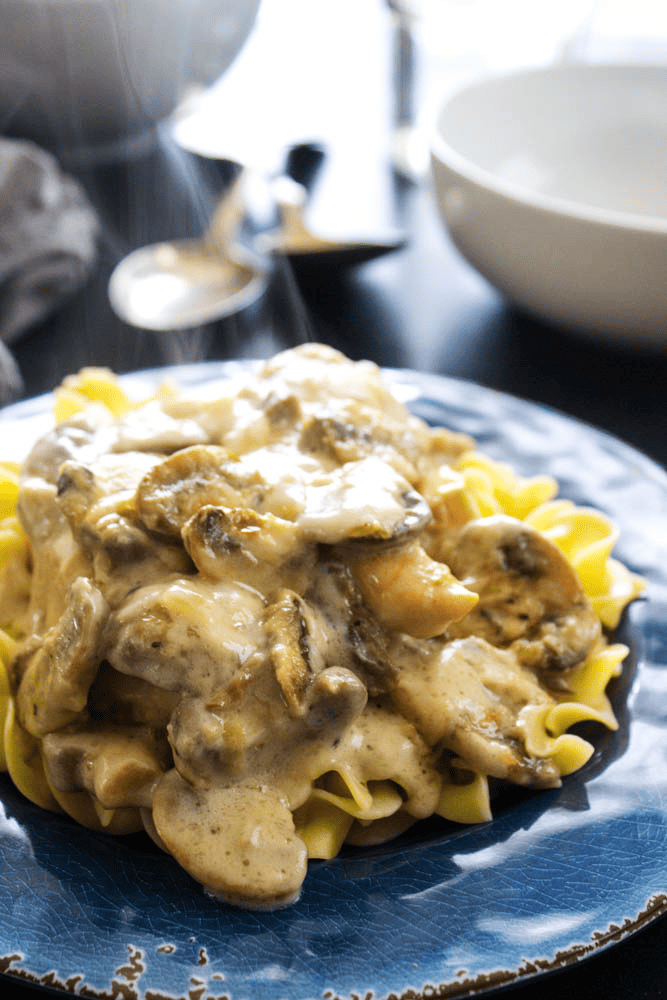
<box><xmin>104</xmin><ymin>576</ymin><xmax>267</xmax><ymax>696</ymax></box>
<box><xmin>14</xmin><ymin>576</ymin><xmax>108</xmax><ymax>737</ymax></box>
<box><xmin>135</xmin><ymin>445</ymin><xmax>263</xmax><ymax>536</ymax></box>
<box><xmin>258</xmin><ymin>343</ymin><xmax>403</xmax><ymax>413</ymax></box>
<box><xmin>294</xmin><ymin>456</ymin><xmax>432</xmax><ymax>545</ymax></box>
<box><xmin>391</xmin><ymin>635</ymin><xmax>560</xmax><ymax>788</ymax></box>
<box><xmin>42</xmin><ymin>723</ymin><xmax>172</xmax><ymax>808</ymax></box>
<box><xmin>151</xmin><ymin>771</ymin><xmax>308</xmax><ymax>909</ymax></box>
<box><xmin>17</xmin><ymin>475</ymin><xmax>91</xmax><ymax>632</ymax></box>
<box><xmin>257</xmin><ymin>344</ymin><xmax>437</xmax><ymax>466</ymax></box>
<box><xmin>441</xmin><ymin>515</ymin><xmax>601</xmax><ymax>676</ymax></box>
<box><xmin>87</xmin><ymin>663</ymin><xmax>180</xmax><ymax>728</ymax></box>
<box><xmin>352</xmin><ymin>541</ymin><xmax>478</xmax><ymax>640</ymax></box>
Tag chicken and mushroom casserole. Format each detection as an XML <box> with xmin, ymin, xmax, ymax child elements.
<box><xmin>0</xmin><ymin>345</ymin><xmax>644</xmax><ymax>908</ymax></box>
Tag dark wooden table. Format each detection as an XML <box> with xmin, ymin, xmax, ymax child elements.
<box><xmin>3</xmin><ymin>1</ymin><xmax>667</xmax><ymax>995</ymax></box>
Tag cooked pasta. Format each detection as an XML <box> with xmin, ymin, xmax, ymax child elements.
<box><xmin>0</xmin><ymin>345</ymin><xmax>644</xmax><ymax>907</ymax></box>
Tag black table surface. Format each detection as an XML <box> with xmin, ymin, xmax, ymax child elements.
<box><xmin>3</xmin><ymin>21</ymin><xmax>667</xmax><ymax>998</ymax></box>
<box><xmin>9</xmin><ymin>130</ymin><xmax>667</xmax><ymax>473</ymax></box>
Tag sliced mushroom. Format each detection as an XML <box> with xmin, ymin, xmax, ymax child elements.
<box><xmin>263</xmin><ymin>393</ymin><xmax>302</xmax><ymax>431</ymax></box>
<box><xmin>266</xmin><ymin>589</ymin><xmax>313</xmax><ymax>717</ymax></box>
<box><xmin>55</xmin><ymin>451</ymin><xmax>161</xmax><ymax>559</ymax></box>
<box><xmin>441</xmin><ymin>515</ymin><xmax>601</xmax><ymax>675</ymax></box>
<box><xmin>264</xmin><ymin>586</ymin><xmax>371</xmax><ymax>722</ymax></box>
<box><xmin>15</xmin><ymin>576</ymin><xmax>109</xmax><ymax>737</ymax></box>
<box><xmin>300</xmin><ymin>415</ymin><xmax>376</xmax><ymax>466</ymax></box>
<box><xmin>391</xmin><ymin>635</ymin><xmax>561</xmax><ymax>788</ymax></box>
<box><xmin>310</xmin><ymin>562</ymin><xmax>396</xmax><ymax>696</ymax></box>
<box><xmin>302</xmin><ymin>665</ymin><xmax>368</xmax><ymax>735</ymax></box>
<box><xmin>135</xmin><ymin>445</ymin><xmax>262</xmax><ymax>536</ymax></box>
<box><xmin>20</xmin><ymin>415</ymin><xmax>110</xmax><ymax>484</ymax></box>
<box><xmin>182</xmin><ymin>504</ymin><xmax>308</xmax><ymax>594</ymax></box>
<box><xmin>151</xmin><ymin>770</ymin><xmax>308</xmax><ymax>909</ymax></box>
<box><xmin>299</xmin><ymin>413</ymin><xmax>424</xmax><ymax>485</ymax></box>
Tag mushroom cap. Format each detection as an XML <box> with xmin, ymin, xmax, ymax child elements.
<box><xmin>152</xmin><ymin>769</ymin><xmax>308</xmax><ymax>910</ymax></box>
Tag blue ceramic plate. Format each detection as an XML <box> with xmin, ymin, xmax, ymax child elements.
<box><xmin>1</xmin><ymin>363</ymin><xmax>666</xmax><ymax>999</ymax></box>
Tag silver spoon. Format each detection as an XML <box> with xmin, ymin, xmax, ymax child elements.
<box><xmin>108</xmin><ymin>170</ymin><xmax>267</xmax><ymax>332</ymax></box>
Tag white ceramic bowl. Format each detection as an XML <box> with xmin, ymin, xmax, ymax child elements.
<box><xmin>0</xmin><ymin>0</ymin><xmax>261</xmax><ymax>164</ymax></box>
<box><xmin>430</xmin><ymin>64</ymin><xmax>667</xmax><ymax>348</ymax></box>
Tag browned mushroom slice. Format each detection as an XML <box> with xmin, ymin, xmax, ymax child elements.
<box><xmin>51</xmin><ymin>453</ymin><xmax>192</xmax><ymax>598</ymax></box>
<box><xmin>135</xmin><ymin>445</ymin><xmax>263</xmax><ymax>535</ymax></box>
<box><xmin>303</xmin><ymin>666</ymin><xmax>369</xmax><ymax>735</ymax></box>
<box><xmin>266</xmin><ymin>589</ymin><xmax>313</xmax><ymax>717</ymax></box>
<box><xmin>14</xmin><ymin>576</ymin><xmax>109</xmax><ymax>737</ymax></box>
<box><xmin>310</xmin><ymin>562</ymin><xmax>396</xmax><ymax>696</ymax></box>
<box><xmin>441</xmin><ymin>514</ymin><xmax>601</xmax><ymax>675</ymax></box>
<box><xmin>264</xmin><ymin>585</ymin><xmax>370</xmax><ymax>724</ymax></box>
<box><xmin>299</xmin><ymin>415</ymin><xmax>377</xmax><ymax>466</ymax></box>
<box><xmin>182</xmin><ymin>505</ymin><xmax>307</xmax><ymax>593</ymax></box>
<box><xmin>263</xmin><ymin>586</ymin><xmax>368</xmax><ymax>731</ymax></box>
<box><xmin>391</xmin><ymin>635</ymin><xmax>560</xmax><ymax>788</ymax></box>
<box><xmin>263</xmin><ymin>393</ymin><xmax>302</xmax><ymax>431</ymax></box>
<box><xmin>151</xmin><ymin>770</ymin><xmax>308</xmax><ymax>909</ymax></box>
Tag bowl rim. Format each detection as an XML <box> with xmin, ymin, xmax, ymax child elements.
<box><xmin>430</xmin><ymin>62</ymin><xmax>667</xmax><ymax>236</ymax></box>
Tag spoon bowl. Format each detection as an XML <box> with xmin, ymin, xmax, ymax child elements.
<box><xmin>108</xmin><ymin>170</ymin><xmax>267</xmax><ymax>331</ymax></box>
<box><xmin>108</xmin><ymin>240</ymin><xmax>267</xmax><ymax>331</ymax></box>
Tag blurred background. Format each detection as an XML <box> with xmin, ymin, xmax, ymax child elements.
<box><xmin>2</xmin><ymin>0</ymin><xmax>667</xmax><ymax>403</ymax></box>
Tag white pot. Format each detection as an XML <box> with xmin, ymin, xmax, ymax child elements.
<box><xmin>0</xmin><ymin>0</ymin><xmax>261</xmax><ymax>162</ymax></box>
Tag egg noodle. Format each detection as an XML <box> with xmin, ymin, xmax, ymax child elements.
<box><xmin>0</xmin><ymin>346</ymin><xmax>645</xmax><ymax>908</ymax></box>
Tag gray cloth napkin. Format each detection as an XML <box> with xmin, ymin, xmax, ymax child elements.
<box><xmin>0</xmin><ymin>339</ymin><xmax>23</xmax><ymax>405</ymax></box>
<box><xmin>0</xmin><ymin>138</ymin><xmax>99</xmax><ymax>344</ymax></box>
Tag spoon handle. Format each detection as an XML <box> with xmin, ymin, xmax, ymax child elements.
<box><xmin>283</xmin><ymin>142</ymin><xmax>326</xmax><ymax>192</ymax></box>
<box><xmin>205</xmin><ymin>169</ymin><xmax>250</xmax><ymax>253</ymax></box>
